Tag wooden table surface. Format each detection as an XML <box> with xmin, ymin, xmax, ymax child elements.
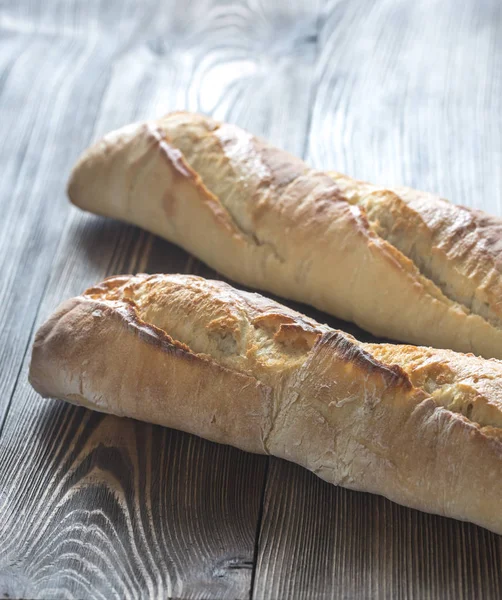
<box><xmin>1</xmin><ymin>1</ymin><xmax>501</xmax><ymax>598</ymax></box>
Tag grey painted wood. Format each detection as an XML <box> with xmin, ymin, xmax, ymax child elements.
<box><xmin>0</xmin><ymin>0</ymin><xmax>501</xmax><ymax>598</ymax></box>
<box><xmin>308</xmin><ymin>0</ymin><xmax>502</xmax><ymax>210</ymax></box>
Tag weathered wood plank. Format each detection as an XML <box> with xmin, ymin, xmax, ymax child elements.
<box><xmin>308</xmin><ymin>0</ymin><xmax>502</xmax><ymax>210</ymax></box>
<box><xmin>0</xmin><ymin>404</ymin><xmax>267</xmax><ymax>600</ymax></box>
<box><xmin>2</xmin><ymin>0</ymin><xmax>501</xmax><ymax>598</ymax></box>
<box><xmin>0</xmin><ymin>1</ymin><xmax>323</xmax><ymax>597</ymax></box>
<box><xmin>253</xmin><ymin>0</ymin><xmax>502</xmax><ymax>597</ymax></box>
<box><xmin>253</xmin><ymin>460</ymin><xmax>501</xmax><ymax>600</ymax></box>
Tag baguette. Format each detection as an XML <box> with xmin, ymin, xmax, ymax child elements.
<box><xmin>68</xmin><ymin>112</ymin><xmax>502</xmax><ymax>359</ymax></box>
<box><xmin>29</xmin><ymin>274</ymin><xmax>502</xmax><ymax>534</ymax></box>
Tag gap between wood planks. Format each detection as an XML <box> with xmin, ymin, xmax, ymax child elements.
<box><xmin>247</xmin><ymin>10</ymin><xmax>324</xmax><ymax>597</ymax></box>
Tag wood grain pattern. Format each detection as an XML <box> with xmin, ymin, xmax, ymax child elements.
<box><xmin>1</xmin><ymin>0</ymin><xmax>502</xmax><ymax>598</ymax></box>
<box><xmin>308</xmin><ymin>0</ymin><xmax>502</xmax><ymax>208</ymax></box>
<box><xmin>253</xmin><ymin>460</ymin><xmax>502</xmax><ymax>600</ymax></box>
<box><xmin>0</xmin><ymin>403</ymin><xmax>267</xmax><ymax>600</ymax></box>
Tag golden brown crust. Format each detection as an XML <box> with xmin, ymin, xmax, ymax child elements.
<box><xmin>68</xmin><ymin>112</ymin><xmax>502</xmax><ymax>359</ymax></box>
<box><xmin>364</xmin><ymin>342</ymin><xmax>502</xmax><ymax>429</ymax></box>
<box><xmin>30</xmin><ymin>274</ymin><xmax>502</xmax><ymax>534</ymax></box>
<box><xmin>331</xmin><ymin>172</ymin><xmax>502</xmax><ymax>327</ymax></box>
<box><xmin>29</xmin><ymin>293</ymin><xmax>273</xmax><ymax>455</ymax></box>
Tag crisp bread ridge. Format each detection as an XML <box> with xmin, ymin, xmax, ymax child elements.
<box><xmin>29</xmin><ymin>274</ymin><xmax>502</xmax><ymax>535</ymax></box>
<box><xmin>67</xmin><ymin>112</ymin><xmax>502</xmax><ymax>358</ymax></box>
<box><xmin>331</xmin><ymin>171</ymin><xmax>502</xmax><ymax>328</ymax></box>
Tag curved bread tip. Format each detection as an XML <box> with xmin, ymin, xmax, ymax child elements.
<box><xmin>29</xmin><ymin>295</ymin><xmax>273</xmax><ymax>455</ymax></box>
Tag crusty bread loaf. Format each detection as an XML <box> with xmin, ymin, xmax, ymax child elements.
<box><xmin>29</xmin><ymin>274</ymin><xmax>502</xmax><ymax>534</ymax></box>
<box><xmin>68</xmin><ymin>112</ymin><xmax>502</xmax><ymax>359</ymax></box>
